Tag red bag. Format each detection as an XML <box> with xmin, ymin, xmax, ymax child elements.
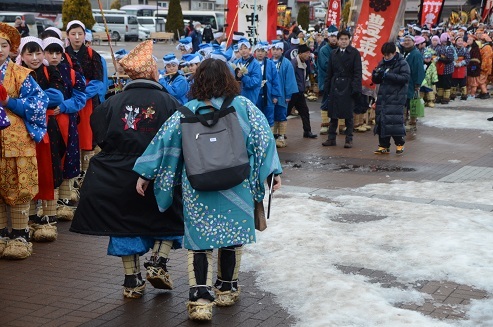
<box><xmin>452</xmin><ymin>66</ymin><xmax>466</xmax><ymax>79</ymax></box>
<box><xmin>436</xmin><ymin>61</ymin><xmax>445</xmax><ymax>75</ymax></box>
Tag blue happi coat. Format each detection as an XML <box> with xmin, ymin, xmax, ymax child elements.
<box><xmin>256</xmin><ymin>58</ymin><xmax>282</xmax><ymax>126</ymax></box>
<box><xmin>133</xmin><ymin>96</ymin><xmax>282</xmax><ymax>250</ymax></box>
<box><xmin>272</xmin><ymin>56</ymin><xmax>298</xmax><ymax>108</ymax></box>
<box><xmin>233</xmin><ymin>56</ymin><xmax>262</xmax><ymax>103</ymax></box>
<box><xmin>159</xmin><ymin>72</ymin><xmax>189</xmax><ymax>105</ymax></box>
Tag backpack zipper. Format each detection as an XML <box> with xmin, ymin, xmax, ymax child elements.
<box><xmin>196</xmin><ymin>129</ymin><xmax>226</xmax><ymax>139</ymax></box>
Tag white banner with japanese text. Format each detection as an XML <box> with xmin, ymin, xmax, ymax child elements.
<box><xmin>226</xmin><ymin>0</ymin><xmax>277</xmax><ymax>45</ymax></box>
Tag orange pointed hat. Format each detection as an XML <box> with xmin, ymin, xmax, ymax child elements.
<box><xmin>119</xmin><ymin>40</ymin><xmax>157</xmax><ymax>80</ymax></box>
<box><xmin>0</xmin><ymin>23</ymin><xmax>21</xmax><ymax>53</ymax></box>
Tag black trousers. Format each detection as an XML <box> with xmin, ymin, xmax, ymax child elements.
<box><xmin>328</xmin><ymin>116</ymin><xmax>353</xmax><ymax>141</ymax></box>
<box><xmin>379</xmin><ymin>136</ymin><xmax>405</xmax><ymax>147</ymax></box>
<box><xmin>287</xmin><ymin>91</ymin><xmax>312</xmax><ymax>133</ymax></box>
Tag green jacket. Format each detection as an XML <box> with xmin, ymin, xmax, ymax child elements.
<box><xmin>421</xmin><ymin>62</ymin><xmax>438</xmax><ymax>88</ymax></box>
<box><xmin>403</xmin><ymin>47</ymin><xmax>425</xmax><ymax>99</ymax></box>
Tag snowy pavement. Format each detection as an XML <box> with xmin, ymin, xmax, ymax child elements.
<box><xmin>241</xmin><ymin>103</ymin><xmax>493</xmax><ymax>326</ymax></box>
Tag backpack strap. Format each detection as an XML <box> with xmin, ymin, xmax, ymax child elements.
<box><xmin>220</xmin><ymin>95</ymin><xmax>236</xmax><ymax>110</ymax></box>
<box><xmin>177</xmin><ymin>105</ymin><xmax>194</xmax><ymax>118</ymax></box>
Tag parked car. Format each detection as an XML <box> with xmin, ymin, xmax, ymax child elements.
<box><xmin>139</xmin><ymin>24</ymin><xmax>150</xmax><ymax>40</ymax></box>
<box><xmin>36</xmin><ymin>17</ymin><xmax>54</xmax><ymax>35</ymax></box>
<box><xmin>137</xmin><ymin>16</ymin><xmax>165</xmax><ymax>33</ymax></box>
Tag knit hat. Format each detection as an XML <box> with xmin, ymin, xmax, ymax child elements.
<box><xmin>423</xmin><ymin>50</ymin><xmax>433</xmax><ymax>59</ymax></box>
<box><xmin>414</xmin><ymin>36</ymin><xmax>426</xmax><ymax>45</ymax></box>
<box><xmin>119</xmin><ymin>40</ymin><xmax>157</xmax><ymax>80</ymax></box>
<box><xmin>440</xmin><ymin>33</ymin><xmax>450</xmax><ymax>43</ymax></box>
<box><xmin>298</xmin><ymin>44</ymin><xmax>310</xmax><ymax>54</ymax></box>
<box><xmin>327</xmin><ymin>24</ymin><xmax>338</xmax><ymax>36</ymax></box>
<box><xmin>431</xmin><ymin>35</ymin><xmax>440</xmax><ymax>43</ymax></box>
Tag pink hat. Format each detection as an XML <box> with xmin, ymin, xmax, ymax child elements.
<box><xmin>414</xmin><ymin>36</ymin><xmax>426</xmax><ymax>45</ymax></box>
<box><xmin>440</xmin><ymin>33</ymin><xmax>450</xmax><ymax>43</ymax></box>
<box><xmin>432</xmin><ymin>35</ymin><xmax>440</xmax><ymax>43</ymax></box>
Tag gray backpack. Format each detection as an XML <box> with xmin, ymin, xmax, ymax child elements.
<box><xmin>177</xmin><ymin>96</ymin><xmax>250</xmax><ymax>191</ymax></box>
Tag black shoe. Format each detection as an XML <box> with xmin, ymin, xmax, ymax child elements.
<box><xmin>480</xmin><ymin>93</ymin><xmax>491</xmax><ymax>99</ymax></box>
<box><xmin>344</xmin><ymin>140</ymin><xmax>353</xmax><ymax>148</ymax></box>
<box><xmin>460</xmin><ymin>95</ymin><xmax>468</xmax><ymax>100</ymax></box>
<box><xmin>0</xmin><ymin>227</ymin><xmax>9</xmax><ymax>238</ymax></box>
<box><xmin>322</xmin><ymin>139</ymin><xmax>336</xmax><ymax>146</ymax></box>
<box><xmin>303</xmin><ymin>131</ymin><xmax>318</xmax><ymax>138</ymax></box>
<box><xmin>487</xmin><ymin>117</ymin><xmax>493</xmax><ymax>121</ymax></box>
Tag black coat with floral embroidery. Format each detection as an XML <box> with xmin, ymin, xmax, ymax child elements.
<box><xmin>71</xmin><ymin>79</ymin><xmax>184</xmax><ymax>237</ymax></box>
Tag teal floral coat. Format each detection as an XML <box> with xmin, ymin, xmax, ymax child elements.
<box><xmin>133</xmin><ymin>96</ymin><xmax>283</xmax><ymax>250</ymax></box>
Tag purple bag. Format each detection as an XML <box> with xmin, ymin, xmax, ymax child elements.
<box><xmin>0</xmin><ymin>106</ymin><xmax>11</xmax><ymax>130</ymax></box>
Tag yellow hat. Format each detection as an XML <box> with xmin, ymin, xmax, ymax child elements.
<box><xmin>119</xmin><ymin>40</ymin><xmax>157</xmax><ymax>80</ymax></box>
<box><xmin>0</xmin><ymin>23</ymin><xmax>21</xmax><ymax>53</ymax></box>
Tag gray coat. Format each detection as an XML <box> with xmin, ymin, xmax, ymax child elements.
<box><xmin>322</xmin><ymin>46</ymin><xmax>362</xmax><ymax>120</ymax></box>
<box><xmin>372</xmin><ymin>53</ymin><xmax>410</xmax><ymax>137</ymax></box>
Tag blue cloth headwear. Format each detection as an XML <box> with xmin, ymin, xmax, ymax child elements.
<box><xmin>237</xmin><ymin>38</ymin><xmax>251</xmax><ymax>49</ymax></box>
<box><xmin>254</xmin><ymin>41</ymin><xmax>269</xmax><ymax>52</ymax></box>
<box><xmin>210</xmin><ymin>48</ymin><xmax>232</xmax><ymax>62</ymax></box>
<box><xmin>163</xmin><ymin>53</ymin><xmax>179</xmax><ymax>66</ymax></box>
<box><xmin>182</xmin><ymin>53</ymin><xmax>202</xmax><ymax>64</ymax></box>
<box><xmin>176</xmin><ymin>36</ymin><xmax>193</xmax><ymax>51</ymax></box>
<box><xmin>270</xmin><ymin>40</ymin><xmax>284</xmax><ymax>50</ymax></box>
<box><xmin>115</xmin><ymin>49</ymin><xmax>129</xmax><ymax>60</ymax></box>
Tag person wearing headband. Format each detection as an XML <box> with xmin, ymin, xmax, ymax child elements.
<box><xmin>284</xmin><ymin>36</ymin><xmax>300</xmax><ymax>60</ymax></box>
<box><xmin>176</xmin><ymin>36</ymin><xmax>193</xmax><ymax>57</ymax></box>
<box><xmin>42</xmin><ymin>37</ymin><xmax>87</xmax><ymax>222</ymax></box>
<box><xmin>254</xmin><ymin>41</ymin><xmax>281</xmax><ymax>129</ymax></box>
<box><xmin>133</xmin><ymin>58</ymin><xmax>282</xmax><ymax>321</ymax></box>
<box><xmin>16</xmin><ymin>36</ymin><xmax>66</xmax><ymax>243</ymax></box>
<box><xmin>270</xmin><ymin>40</ymin><xmax>298</xmax><ymax>148</ymax></box>
<box><xmin>182</xmin><ymin>53</ymin><xmax>203</xmax><ymax>96</ymax></box>
<box><xmin>65</xmin><ymin>20</ymin><xmax>105</xmax><ymax>181</ymax></box>
<box><xmin>0</xmin><ymin>24</ymin><xmax>50</xmax><ymax>259</ymax></box>
<box><xmin>276</xmin><ymin>29</ymin><xmax>290</xmax><ymax>54</ymax></box>
<box><xmin>232</xmin><ymin>38</ymin><xmax>262</xmax><ymax>103</ymax></box>
<box><xmin>71</xmin><ymin>40</ymin><xmax>184</xmax><ymax>300</ymax></box>
<box><xmin>211</xmin><ymin>29</ymin><xmax>225</xmax><ymax>45</ymax></box>
<box><xmin>159</xmin><ymin>53</ymin><xmax>189</xmax><ymax>104</ymax></box>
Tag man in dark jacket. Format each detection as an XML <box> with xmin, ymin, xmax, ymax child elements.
<box><xmin>287</xmin><ymin>44</ymin><xmax>317</xmax><ymax>138</ymax></box>
<box><xmin>371</xmin><ymin>42</ymin><xmax>410</xmax><ymax>155</ymax></box>
<box><xmin>189</xmin><ymin>21</ymin><xmax>203</xmax><ymax>54</ymax></box>
<box><xmin>322</xmin><ymin>30</ymin><xmax>362</xmax><ymax>148</ymax></box>
<box><xmin>71</xmin><ymin>41</ymin><xmax>184</xmax><ymax>299</ymax></box>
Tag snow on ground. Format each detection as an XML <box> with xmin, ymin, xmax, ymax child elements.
<box><xmin>422</xmin><ymin>100</ymin><xmax>493</xmax><ymax>133</ymax></box>
<box><xmin>243</xmin><ymin>184</ymin><xmax>493</xmax><ymax>327</ymax></box>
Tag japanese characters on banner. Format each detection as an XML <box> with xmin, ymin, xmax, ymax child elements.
<box><xmin>351</xmin><ymin>0</ymin><xmax>406</xmax><ymax>93</ymax></box>
<box><xmin>418</xmin><ymin>0</ymin><xmax>445</xmax><ymax>28</ymax></box>
<box><xmin>226</xmin><ymin>0</ymin><xmax>277</xmax><ymax>45</ymax></box>
<box><xmin>326</xmin><ymin>0</ymin><xmax>341</xmax><ymax>27</ymax></box>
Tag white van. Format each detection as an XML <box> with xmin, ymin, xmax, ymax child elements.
<box><xmin>0</xmin><ymin>12</ymin><xmax>37</xmax><ymax>37</ymax></box>
<box><xmin>92</xmin><ymin>13</ymin><xmax>139</xmax><ymax>41</ymax></box>
<box><xmin>137</xmin><ymin>16</ymin><xmax>165</xmax><ymax>33</ymax></box>
<box><xmin>155</xmin><ymin>10</ymin><xmax>224</xmax><ymax>32</ymax></box>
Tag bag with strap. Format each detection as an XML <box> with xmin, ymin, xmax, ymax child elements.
<box><xmin>178</xmin><ymin>96</ymin><xmax>250</xmax><ymax>191</ymax></box>
<box><xmin>410</xmin><ymin>92</ymin><xmax>425</xmax><ymax>118</ymax></box>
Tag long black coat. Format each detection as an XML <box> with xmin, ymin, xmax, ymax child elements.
<box><xmin>323</xmin><ymin>45</ymin><xmax>362</xmax><ymax>119</ymax></box>
<box><xmin>372</xmin><ymin>53</ymin><xmax>410</xmax><ymax>138</ymax></box>
<box><xmin>70</xmin><ymin>79</ymin><xmax>184</xmax><ymax>237</ymax></box>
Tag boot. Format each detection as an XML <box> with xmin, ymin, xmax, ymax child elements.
<box><xmin>272</xmin><ymin>121</ymin><xmax>280</xmax><ymax>138</ymax></box>
<box><xmin>144</xmin><ymin>256</ymin><xmax>173</xmax><ymax>290</ymax></box>
<box><xmin>441</xmin><ymin>89</ymin><xmax>450</xmax><ymax>104</ymax></box>
<box><xmin>214</xmin><ymin>246</ymin><xmax>243</xmax><ymax>307</ymax></box>
<box><xmin>436</xmin><ymin>88</ymin><xmax>444</xmax><ymax>103</ymax></box>
<box><xmin>426</xmin><ymin>92</ymin><xmax>435</xmax><ymax>108</ymax></box>
<box><xmin>2</xmin><ymin>228</ymin><xmax>32</xmax><ymax>260</ymax></box>
<box><xmin>450</xmin><ymin>86</ymin><xmax>457</xmax><ymax>100</ymax></box>
<box><xmin>460</xmin><ymin>86</ymin><xmax>468</xmax><ymax>100</ymax></box>
<box><xmin>123</xmin><ymin>273</ymin><xmax>146</xmax><ymax>299</ymax></box>
<box><xmin>320</xmin><ymin>110</ymin><xmax>329</xmax><ymax>135</ymax></box>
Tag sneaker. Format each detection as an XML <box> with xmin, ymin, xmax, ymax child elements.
<box><xmin>319</xmin><ymin>126</ymin><xmax>329</xmax><ymax>135</ymax></box>
<box><xmin>144</xmin><ymin>256</ymin><xmax>173</xmax><ymax>290</ymax></box>
<box><xmin>187</xmin><ymin>300</ymin><xmax>214</xmax><ymax>321</ymax></box>
<box><xmin>123</xmin><ymin>273</ymin><xmax>146</xmax><ymax>299</ymax></box>
<box><xmin>354</xmin><ymin>125</ymin><xmax>367</xmax><ymax>133</ymax></box>
<box><xmin>396</xmin><ymin>145</ymin><xmax>405</xmax><ymax>154</ymax></box>
<box><xmin>374</xmin><ymin>146</ymin><xmax>390</xmax><ymax>154</ymax></box>
<box><xmin>487</xmin><ymin>117</ymin><xmax>493</xmax><ymax>122</ymax></box>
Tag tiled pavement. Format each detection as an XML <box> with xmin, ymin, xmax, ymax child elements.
<box><xmin>1</xmin><ymin>98</ymin><xmax>493</xmax><ymax>326</ymax></box>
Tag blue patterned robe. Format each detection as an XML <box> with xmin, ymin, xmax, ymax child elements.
<box><xmin>159</xmin><ymin>72</ymin><xmax>189</xmax><ymax>105</ymax></box>
<box><xmin>133</xmin><ymin>96</ymin><xmax>283</xmax><ymax>250</ymax></box>
<box><xmin>233</xmin><ymin>56</ymin><xmax>262</xmax><ymax>103</ymax></box>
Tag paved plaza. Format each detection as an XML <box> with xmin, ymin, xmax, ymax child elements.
<box><xmin>1</xmin><ymin>41</ymin><xmax>493</xmax><ymax>326</ymax></box>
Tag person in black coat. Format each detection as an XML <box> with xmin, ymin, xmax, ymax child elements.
<box><xmin>371</xmin><ymin>42</ymin><xmax>410</xmax><ymax>155</ymax></box>
<box><xmin>70</xmin><ymin>41</ymin><xmax>184</xmax><ymax>299</ymax></box>
<box><xmin>321</xmin><ymin>30</ymin><xmax>362</xmax><ymax>148</ymax></box>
